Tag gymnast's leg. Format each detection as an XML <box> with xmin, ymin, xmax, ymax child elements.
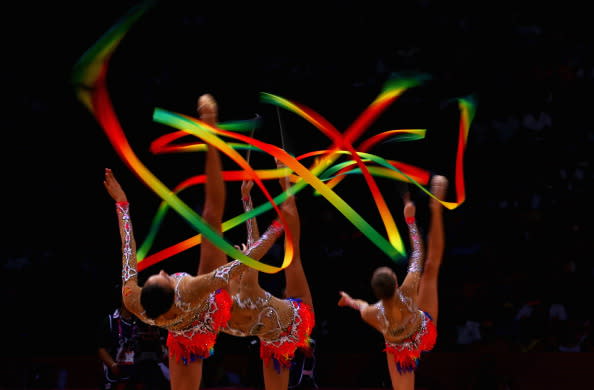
<box><xmin>196</xmin><ymin>94</ymin><xmax>228</xmax><ymax>276</ymax></box>
<box><xmin>168</xmin><ymin>356</ymin><xmax>202</xmax><ymax>390</ymax></box>
<box><xmin>262</xmin><ymin>162</ymin><xmax>314</xmax><ymax>390</ymax></box>
<box><xmin>416</xmin><ymin>175</ymin><xmax>448</xmax><ymax>324</ymax></box>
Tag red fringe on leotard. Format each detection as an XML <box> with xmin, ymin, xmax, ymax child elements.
<box><xmin>167</xmin><ymin>289</ymin><xmax>232</xmax><ymax>364</ymax></box>
<box><xmin>384</xmin><ymin>311</ymin><xmax>437</xmax><ymax>373</ymax></box>
<box><xmin>260</xmin><ymin>299</ymin><xmax>315</xmax><ymax>369</ymax></box>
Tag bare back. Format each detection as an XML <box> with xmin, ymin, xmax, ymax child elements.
<box><xmin>362</xmin><ymin>289</ymin><xmax>423</xmax><ymax>344</ymax></box>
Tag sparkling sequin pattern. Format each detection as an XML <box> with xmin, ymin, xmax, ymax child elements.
<box><xmin>173</xmin><ymin>273</ymin><xmax>193</xmax><ymax>312</ymax></box>
<box><xmin>384</xmin><ymin>310</ymin><xmax>430</xmax><ymax>350</ymax></box>
<box><xmin>252</xmin><ymin>220</ymin><xmax>283</xmax><ymax>250</ymax></box>
<box><xmin>406</xmin><ymin>221</ymin><xmax>423</xmax><ymax>273</ymax></box>
<box><xmin>117</xmin><ymin>203</ymin><xmax>137</xmax><ymax>283</ymax></box>
<box><xmin>234</xmin><ymin>291</ymin><xmax>273</xmax><ymax>310</ymax></box>
<box><xmin>223</xmin><ymin>219</ymin><xmax>285</xmax><ymax>338</ymax></box>
<box><xmin>149</xmin><ymin>272</ymin><xmax>222</xmax><ymax>337</ymax></box>
<box><xmin>242</xmin><ymin>196</ymin><xmax>256</xmax><ymax>247</ymax></box>
<box><xmin>224</xmin><ymin>291</ymin><xmax>279</xmax><ymax>337</ymax></box>
<box><xmin>168</xmin><ymin>291</ymin><xmax>221</xmax><ymax>339</ymax></box>
<box><xmin>214</xmin><ymin>260</ymin><xmax>241</xmax><ymax>282</ymax></box>
<box><xmin>260</xmin><ymin>299</ymin><xmax>302</xmax><ymax>346</ymax></box>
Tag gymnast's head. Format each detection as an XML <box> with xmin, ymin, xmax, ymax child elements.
<box><xmin>371</xmin><ymin>266</ymin><xmax>398</xmax><ymax>300</ymax></box>
<box><xmin>141</xmin><ymin>270</ymin><xmax>175</xmax><ymax>319</ymax></box>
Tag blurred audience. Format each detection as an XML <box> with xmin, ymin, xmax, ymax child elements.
<box><xmin>97</xmin><ymin>287</ymin><xmax>169</xmax><ymax>390</ymax></box>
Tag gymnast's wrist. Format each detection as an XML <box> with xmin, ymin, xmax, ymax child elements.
<box><xmin>271</xmin><ymin>219</ymin><xmax>284</xmax><ymax>230</ymax></box>
<box><xmin>405</xmin><ymin>216</ymin><xmax>416</xmax><ymax>224</ymax></box>
<box><xmin>116</xmin><ymin>201</ymin><xmax>129</xmax><ymax>206</ymax></box>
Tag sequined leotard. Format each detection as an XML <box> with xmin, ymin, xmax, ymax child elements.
<box><xmin>144</xmin><ymin>271</ymin><xmax>233</xmax><ymax>364</ymax></box>
<box><xmin>222</xmin><ymin>193</ymin><xmax>314</xmax><ymax>369</ymax></box>
<box><xmin>376</xmin><ymin>299</ymin><xmax>436</xmax><ymax>373</ymax></box>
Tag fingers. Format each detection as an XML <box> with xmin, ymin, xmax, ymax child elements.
<box><xmin>103</xmin><ymin>168</ymin><xmax>127</xmax><ymax>202</ymax></box>
<box><xmin>104</xmin><ymin>168</ymin><xmax>112</xmax><ymax>188</ymax></box>
<box><xmin>104</xmin><ymin>168</ymin><xmax>115</xmax><ymax>183</ymax></box>
<box><xmin>233</xmin><ymin>243</ymin><xmax>249</xmax><ymax>252</ymax></box>
<box><xmin>337</xmin><ymin>291</ymin><xmax>350</xmax><ymax>306</ymax></box>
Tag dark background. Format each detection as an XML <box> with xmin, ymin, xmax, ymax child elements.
<box><xmin>2</xmin><ymin>0</ymin><xmax>592</xmax><ymax>389</ymax></box>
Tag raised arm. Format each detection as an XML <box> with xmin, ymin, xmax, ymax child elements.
<box><xmin>238</xmin><ymin>176</ymin><xmax>285</xmax><ymax>266</ymax></box>
<box><xmin>197</xmin><ymin>93</ymin><xmax>228</xmax><ymax>275</ymax></box>
<box><xmin>235</xmin><ymin>178</ymin><xmax>281</xmax><ymax>289</ymax></box>
<box><xmin>399</xmin><ymin>198</ymin><xmax>425</xmax><ymax>297</ymax></box>
<box><xmin>103</xmin><ymin>168</ymin><xmax>143</xmax><ymax>317</ymax></box>
<box><xmin>243</xmin><ymin>220</ymin><xmax>284</xmax><ymax>262</ymax></box>
<box><xmin>184</xmin><ymin>259</ymin><xmax>248</xmax><ymax>301</ymax></box>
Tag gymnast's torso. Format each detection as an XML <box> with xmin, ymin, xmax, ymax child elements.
<box><xmin>223</xmin><ymin>284</ymin><xmax>296</xmax><ymax>341</ymax></box>
<box><xmin>141</xmin><ymin>272</ymin><xmax>227</xmax><ymax>335</ymax></box>
<box><xmin>372</xmin><ymin>289</ymin><xmax>423</xmax><ymax>344</ymax></box>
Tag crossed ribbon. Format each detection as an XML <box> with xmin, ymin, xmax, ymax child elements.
<box><xmin>72</xmin><ymin>1</ymin><xmax>475</xmax><ymax>273</ymax></box>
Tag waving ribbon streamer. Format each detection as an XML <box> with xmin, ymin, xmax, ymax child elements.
<box><xmin>72</xmin><ymin>1</ymin><xmax>475</xmax><ymax>272</ymax></box>
<box><xmin>151</xmin><ymin>108</ymin><xmax>407</xmax><ymax>261</ymax></box>
<box><xmin>71</xmin><ymin>1</ymin><xmax>297</xmax><ymax>273</ymax></box>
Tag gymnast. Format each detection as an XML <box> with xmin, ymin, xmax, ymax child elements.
<box><xmin>103</xmin><ymin>94</ymin><xmax>275</xmax><ymax>390</ymax></box>
<box><xmin>338</xmin><ymin>175</ymin><xmax>448</xmax><ymax>390</ymax></box>
<box><xmin>221</xmin><ymin>159</ymin><xmax>315</xmax><ymax>390</ymax></box>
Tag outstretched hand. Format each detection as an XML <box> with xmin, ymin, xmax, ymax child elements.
<box><xmin>104</xmin><ymin>168</ymin><xmax>127</xmax><ymax>203</ymax></box>
<box><xmin>337</xmin><ymin>291</ymin><xmax>353</xmax><ymax>307</ymax></box>
<box><xmin>234</xmin><ymin>243</ymin><xmax>249</xmax><ymax>254</ymax></box>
